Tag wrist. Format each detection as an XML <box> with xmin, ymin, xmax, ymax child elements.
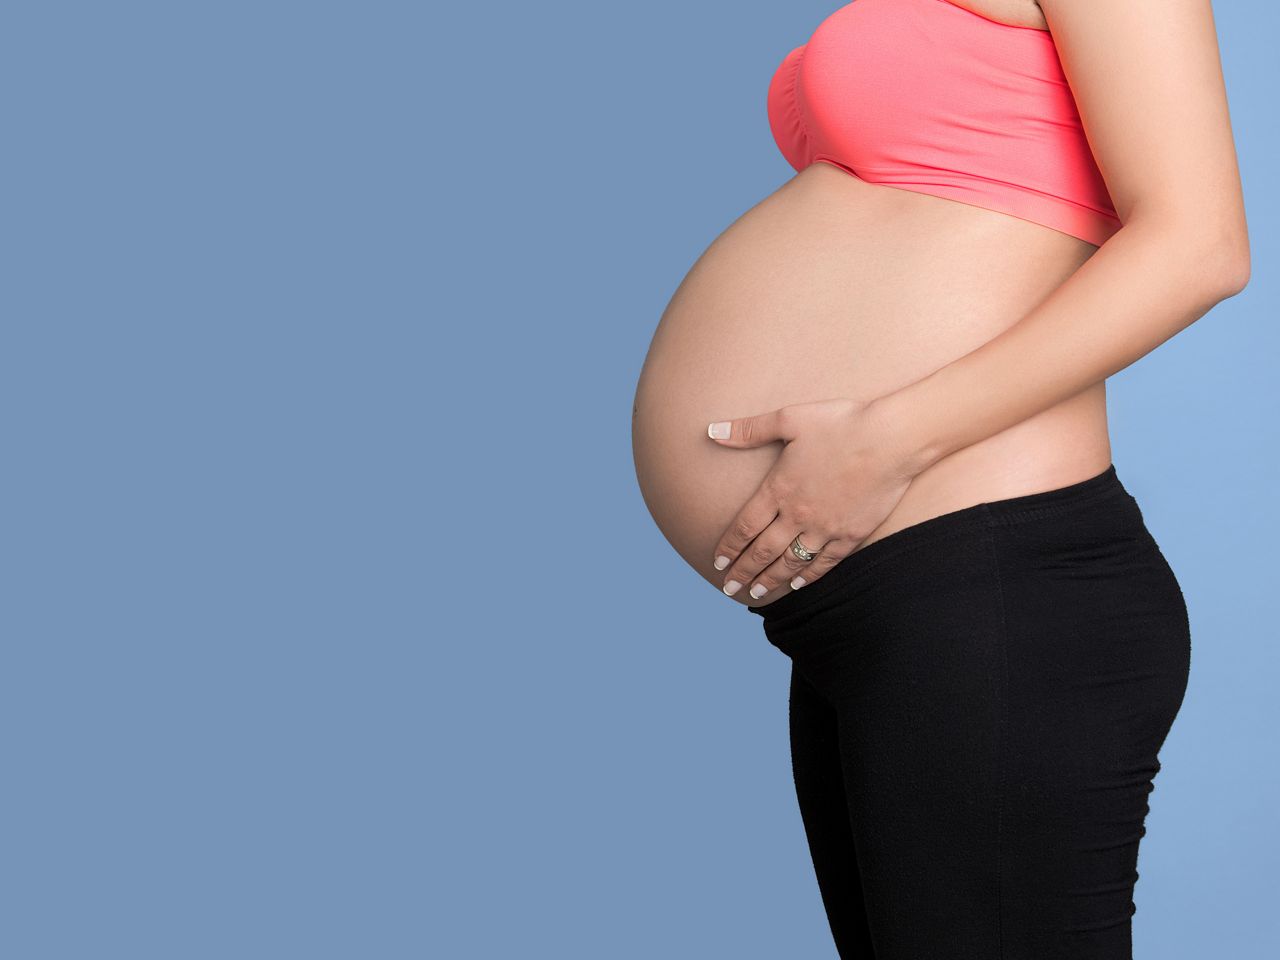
<box><xmin>866</xmin><ymin>387</ymin><xmax>945</xmax><ymax>479</ymax></box>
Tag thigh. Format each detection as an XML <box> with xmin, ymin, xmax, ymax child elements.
<box><xmin>805</xmin><ymin>532</ymin><xmax>1009</xmax><ymax>959</ymax></box>
<box><xmin>787</xmin><ymin>664</ymin><xmax>875</xmax><ymax>957</ymax></box>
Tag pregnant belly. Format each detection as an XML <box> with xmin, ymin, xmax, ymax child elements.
<box><xmin>632</xmin><ymin>162</ymin><xmax>1114</xmax><ymax>608</ymax></box>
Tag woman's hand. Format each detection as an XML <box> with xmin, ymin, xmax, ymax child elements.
<box><xmin>706</xmin><ymin>396</ymin><xmax>922</xmax><ymax>602</ymax></box>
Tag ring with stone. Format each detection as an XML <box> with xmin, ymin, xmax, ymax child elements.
<box><xmin>790</xmin><ymin>535</ymin><xmax>820</xmax><ymax>562</ymax></box>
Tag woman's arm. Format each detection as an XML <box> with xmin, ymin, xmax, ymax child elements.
<box><xmin>876</xmin><ymin>0</ymin><xmax>1249</xmax><ymax>476</ymax></box>
<box><xmin>705</xmin><ymin>0</ymin><xmax>1248</xmax><ymax>601</ymax></box>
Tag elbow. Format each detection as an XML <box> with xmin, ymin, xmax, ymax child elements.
<box><xmin>1131</xmin><ymin>208</ymin><xmax>1250</xmax><ymax>301</ymax></box>
<box><xmin>1195</xmin><ymin>230</ymin><xmax>1251</xmax><ymax>302</ymax></box>
<box><xmin>1207</xmin><ymin>221</ymin><xmax>1252</xmax><ymax>300</ymax></box>
<box><xmin>1216</xmin><ymin>250</ymin><xmax>1251</xmax><ymax>299</ymax></box>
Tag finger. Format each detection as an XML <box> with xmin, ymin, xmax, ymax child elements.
<box><xmin>720</xmin><ymin>516</ymin><xmax>799</xmax><ymax>598</ymax></box>
<box><xmin>744</xmin><ymin>530</ymin><xmax>832</xmax><ymax>601</ymax></box>
<box><xmin>711</xmin><ymin>486</ymin><xmax>780</xmax><ymax>574</ymax></box>
<box><xmin>785</xmin><ymin>538</ymin><xmax>856</xmax><ymax>592</ymax></box>
<box><xmin>707</xmin><ymin>405</ymin><xmax>797</xmax><ymax>449</ymax></box>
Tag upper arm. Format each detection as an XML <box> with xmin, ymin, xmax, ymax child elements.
<box><xmin>1038</xmin><ymin>0</ymin><xmax>1249</xmax><ymax>282</ymax></box>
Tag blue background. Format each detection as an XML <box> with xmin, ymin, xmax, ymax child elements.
<box><xmin>4</xmin><ymin>1</ymin><xmax>1274</xmax><ymax>957</ymax></box>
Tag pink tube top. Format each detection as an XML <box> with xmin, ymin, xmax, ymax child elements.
<box><xmin>767</xmin><ymin>0</ymin><xmax>1122</xmax><ymax>246</ymax></box>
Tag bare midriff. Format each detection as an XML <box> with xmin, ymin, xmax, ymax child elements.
<box><xmin>631</xmin><ymin>162</ymin><xmax>1113</xmax><ymax>609</ymax></box>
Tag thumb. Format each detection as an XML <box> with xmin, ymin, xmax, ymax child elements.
<box><xmin>707</xmin><ymin>407</ymin><xmax>795</xmax><ymax>447</ymax></box>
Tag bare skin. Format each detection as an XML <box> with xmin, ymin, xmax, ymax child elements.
<box><xmin>945</xmin><ymin>0</ymin><xmax>1049</xmax><ymax>31</ymax></box>
<box><xmin>632</xmin><ymin>0</ymin><xmax>1248</xmax><ymax>610</ymax></box>
<box><xmin>632</xmin><ymin>162</ymin><xmax>1107</xmax><ymax>609</ymax></box>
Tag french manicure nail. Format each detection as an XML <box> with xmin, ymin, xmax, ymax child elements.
<box><xmin>723</xmin><ymin>580</ymin><xmax>742</xmax><ymax>597</ymax></box>
<box><xmin>708</xmin><ymin>421</ymin><xmax>731</xmax><ymax>440</ymax></box>
<box><xmin>791</xmin><ymin>576</ymin><xmax>806</xmax><ymax>589</ymax></box>
<box><xmin>714</xmin><ymin>555</ymin><xmax>730</xmax><ymax>570</ymax></box>
<box><xmin>749</xmin><ymin>583</ymin><xmax>768</xmax><ymax>599</ymax></box>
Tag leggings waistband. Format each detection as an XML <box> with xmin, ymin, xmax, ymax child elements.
<box><xmin>748</xmin><ymin>463</ymin><xmax>1132</xmax><ymax>623</ymax></box>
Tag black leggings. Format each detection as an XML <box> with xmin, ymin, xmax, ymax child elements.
<box><xmin>748</xmin><ymin>464</ymin><xmax>1190</xmax><ymax>959</ymax></box>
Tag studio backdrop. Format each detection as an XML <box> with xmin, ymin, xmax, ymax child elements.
<box><xmin>4</xmin><ymin>2</ymin><xmax>1276</xmax><ymax>958</ymax></box>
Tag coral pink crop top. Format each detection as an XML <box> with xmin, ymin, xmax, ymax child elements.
<box><xmin>767</xmin><ymin>0</ymin><xmax>1122</xmax><ymax>246</ymax></box>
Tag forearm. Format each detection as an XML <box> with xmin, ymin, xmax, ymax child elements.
<box><xmin>873</xmin><ymin>219</ymin><xmax>1250</xmax><ymax>476</ymax></box>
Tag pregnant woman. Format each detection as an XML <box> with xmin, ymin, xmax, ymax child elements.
<box><xmin>631</xmin><ymin>1</ymin><xmax>1248</xmax><ymax>957</ymax></box>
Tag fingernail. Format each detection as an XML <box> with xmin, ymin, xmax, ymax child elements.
<box><xmin>708</xmin><ymin>421</ymin><xmax>731</xmax><ymax>440</ymax></box>
<box><xmin>713</xmin><ymin>555</ymin><xmax>730</xmax><ymax>571</ymax></box>
<box><xmin>749</xmin><ymin>583</ymin><xmax>768</xmax><ymax>599</ymax></box>
<box><xmin>723</xmin><ymin>580</ymin><xmax>742</xmax><ymax>597</ymax></box>
<box><xmin>790</xmin><ymin>576</ymin><xmax>806</xmax><ymax>590</ymax></box>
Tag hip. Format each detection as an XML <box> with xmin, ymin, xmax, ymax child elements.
<box><xmin>751</xmin><ymin>462</ymin><xmax>1191</xmax><ymax>717</ymax></box>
